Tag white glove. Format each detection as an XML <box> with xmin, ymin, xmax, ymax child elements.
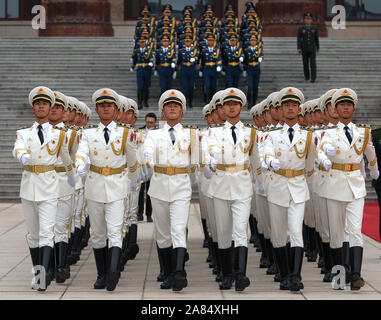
<box><xmin>76</xmin><ymin>164</ymin><xmax>87</xmax><ymax>177</ymax></box>
<box><xmin>258</xmin><ymin>57</ymin><xmax>263</xmax><ymax>63</ymax></box>
<box><xmin>216</xmin><ymin>66</ymin><xmax>222</xmax><ymax>72</ymax></box>
<box><xmin>191</xmin><ymin>175</ymin><xmax>199</xmax><ymax>188</ymax></box>
<box><xmin>370</xmin><ymin>170</ymin><xmax>380</xmax><ymax>180</ymax></box>
<box><xmin>261</xmin><ymin>160</ymin><xmax>268</xmax><ymax>171</ymax></box>
<box><xmin>67</xmin><ymin>175</ymin><xmax>76</xmax><ymax>188</ymax></box>
<box><xmin>204</xmin><ymin>167</ymin><xmax>213</xmax><ymax>180</ymax></box>
<box><xmin>130</xmin><ymin>58</ymin><xmax>133</xmax><ymax>63</ymax></box>
<box><xmin>190</xmin><ymin>57</ymin><xmax>196</xmax><ymax>63</ymax></box>
<box><xmin>130</xmin><ymin>180</ymin><xmax>139</xmax><ymax>192</ymax></box>
<box><xmin>148</xmin><ymin>62</ymin><xmax>153</xmax><ymax>67</ymax></box>
<box><xmin>171</xmin><ymin>62</ymin><xmax>176</xmax><ymax>69</ymax></box>
<box><xmin>130</xmin><ymin>67</ymin><xmax>134</xmax><ymax>72</ymax></box>
<box><xmin>172</xmin><ymin>71</ymin><xmax>177</xmax><ymax>79</ymax></box>
<box><xmin>258</xmin><ymin>182</ymin><xmax>265</xmax><ymax>195</ymax></box>
<box><xmin>326</xmin><ymin>146</ymin><xmax>336</xmax><ymax>156</ymax></box>
<box><xmin>199</xmin><ymin>71</ymin><xmax>203</xmax><ymax>77</ymax></box>
<box><xmin>154</xmin><ymin>70</ymin><xmax>158</xmax><ymax>77</ymax></box>
<box><xmin>239</xmin><ymin>56</ymin><xmax>244</xmax><ymax>63</ymax></box>
<box><xmin>270</xmin><ymin>159</ymin><xmax>280</xmax><ymax>171</ymax></box>
<box><xmin>243</xmin><ymin>70</ymin><xmax>247</xmax><ymax>78</ymax></box>
<box><xmin>210</xmin><ymin>157</ymin><xmax>218</xmax><ymax>171</ymax></box>
<box><xmin>221</xmin><ymin>71</ymin><xmax>226</xmax><ymax>76</ymax></box>
<box><xmin>144</xmin><ymin>150</ymin><xmax>153</xmax><ymax>163</ymax></box>
<box><xmin>322</xmin><ymin>159</ymin><xmax>332</xmax><ymax>171</ymax></box>
<box><xmin>21</xmin><ymin>153</ymin><xmax>31</xmax><ymax>166</ymax></box>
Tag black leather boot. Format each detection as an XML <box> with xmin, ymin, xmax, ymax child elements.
<box><xmin>249</xmin><ymin>214</ymin><xmax>256</xmax><ymax>244</ymax></box>
<box><xmin>213</xmin><ymin>242</ymin><xmax>223</xmax><ymax>282</ymax></box>
<box><xmin>49</xmin><ymin>247</ymin><xmax>55</xmax><ymax>281</ymax></box>
<box><xmin>253</xmin><ymin>218</ymin><xmax>261</xmax><ymax>249</ymax></box>
<box><xmin>172</xmin><ymin>247</ymin><xmax>188</xmax><ymax>291</ymax></box>
<box><xmin>55</xmin><ymin>242</ymin><xmax>70</xmax><ymax>283</ymax></box>
<box><xmin>234</xmin><ymin>246</ymin><xmax>250</xmax><ymax>291</ymax></box>
<box><xmin>125</xmin><ymin>224</ymin><xmax>139</xmax><ymax>260</ymax></box>
<box><xmin>265</xmin><ymin>239</ymin><xmax>278</xmax><ymax>275</ymax></box>
<box><xmin>81</xmin><ymin>216</ymin><xmax>90</xmax><ymax>249</ymax></box>
<box><xmin>219</xmin><ymin>247</ymin><xmax>233</xmax><ymax>290</ymax></box>
<box><xmin>273</xmin><ymin>246</ymin><xmax>290</xmax><ymax>290</ymax></box>
<box><xmin>119</xmin><ymin>235</ymin><xmax>128</xmax><ymax>272</ymax></box>
<box><xmin>67</xmin><ymin>227</ymin><xmax>81</xmax><ymax>265</ymax></box>
<box><xmin>37</xmin><ymin>246</ymin><xmax>53</xmax><ymax>291</ymax></box>
<box><xmin>316</xmin><ymin>233</ymin><xmax>324</xmax><ymax>269</ymax></box>
<box><xmin>93</xmin><ymin>247</ymin><xmax>108</xmax><ymax>289</ymax></box>
<box><xmin>156</xmin><ymin>243</ymin><xmax>165</xmax><ymax>282</ymax></box>
<box><xmin>207</xmin><ymin>237</ymin><xmax>215</xmax><ymax>268</ymax></box>
<box><xmin>106</xmin><ymin>247</ymin><xmax>121</xmax><ymax>291</ymax></box>
<box><xmin>307</xmin><ymin>227</ymin><xmax>318</xmax><ymax>262</ymax></box>
<box><xmin>138</xmin><ymin>90</ymin><xmax>143</xmax><ymax>109</ymax></box>
<box><xmin>29</xmin><ymin>247</ymin><xmax>40</xmax><ymax>289</ymax></box>
<box><xmin>258</xmin><ymin>234</ymin><xmax>269</xmax><ymax>268</ymax></box>
<box><xmin>350</xmin><ymin>246</ymin><xmax>365</xmax><ymax>290</ymax></box>
<box><xmin>322</xmin><ymin>242</ymin><xmax>333</xmax><ymax>282</ymax></box>
<box><xmin>330</xmin><ymin>247</ymin><xmax>344</xmax><ymax>290</ymax></box>
<box><xmin>160</xmin><ymin>246</ymin><xmax>173</xmax><ymax>289</ymax></box>
<box><xmin>201</xmin><ymin>219</ymin><xmax>209</xmax><ymax>249</ymax></box>
<box><xmin>343</xmin><ymin>241</ymin><xmax>351</xmax><ymax>284</ymax></box>
<box><xmin>289</xmin><ymin>246</ymin><xmax>304</xmax><ymax>292</ymax></box>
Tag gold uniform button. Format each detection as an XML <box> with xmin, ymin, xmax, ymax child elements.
<box><xmin>52</xmin><ymin>176</ymin><xmax>55</xmax><ymax>179</ymax></box>
<box><xmin>106</xmin><ymin>156</ymin><xmax>109</xmax><ymax>160</ymax></box>
<box><xmin>38</xmin><ymin>155</ymin><xmax>41</xmax><ymax>159</ymax></box>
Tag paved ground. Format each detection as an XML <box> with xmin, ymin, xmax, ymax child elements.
<box><xmin>0</xmin><ymin>202</ymin><xmax>381</xmax><ymax>300</ymax></box>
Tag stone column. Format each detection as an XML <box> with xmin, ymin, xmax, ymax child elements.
<box><xmin>39</xmin><ymin>0</ymin><xmax>114</xmax><ymax>37</ymax></box>
<box><xmin>257</xmin><ymin>0</ymin><xmax>327</xmax><ymax>37</ymax></box>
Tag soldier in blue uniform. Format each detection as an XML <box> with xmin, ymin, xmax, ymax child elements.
<box><xmin>178</xmin><ymin>35</ymin><xmax>199</xmax><ymax>108</ymax></box>
<box><xmin>131</xmin><ymin>36</ymin><xmax>155</xmax><ymax>109</ymax></box>
<box><xmin>222</xmin><ymin>34</ymin><xmax>243</xmax><ymax>88</ymax></box>
<box><xmin>200</xmin><ymin>34</ymin><xmax>222</xmax><ymax>102</ymax></box>
<box><xmin>155</xmin><ymin>35</ymin><xmax>177</xmax><ymax>95</ymax></box>
<box><xmin>243</xmin><ymin>35</ymin><xmax>263</xmax><ymax>107</ymax></box>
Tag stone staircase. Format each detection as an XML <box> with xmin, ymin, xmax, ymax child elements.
<box><xmin>0</xmin><ymin>37</ymin><xmax>380</xmax><ymax>201</ymax></box>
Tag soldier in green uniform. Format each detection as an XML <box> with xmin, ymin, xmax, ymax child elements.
<box><xmin>297</xmin><ymin>13</ymin><xmax>319</xmax><ymax>83</ymax></box>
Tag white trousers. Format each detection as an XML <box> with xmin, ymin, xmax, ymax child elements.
<box><xmin>312</xmin><ymin>192</ymin><xmax>321</xmax><ymax>232</ymax></box>
<box><xmin>54</xmin><ymin>194</ymin><xmax>73</xmax><ymax>243</ymax></box>
<box><xmin>213</xmin><ymin>197</ymin><xmax>251</xmax><ymax>249</ymax></box>
<box><xmin>73</xmin><ymin>188</ymin><xmax>84</xmax><ymax>230</ymax></box>
<box><xmin>151</xmin><ymin>197</ymin><xmax>190</xmax><ymax>249</ymax></box>
<box><xmin>304</xmin><ymin>197</ymin><xmax>315</xmax><ymax>228</ymax></box>
<box><xmin>255</xmin><ymin>194</ymin><xmax>271</xmax><ymax>239</ymax></box>
<box><xmin>268</xmin><ymin>200</ymin><xmax>305</xmax><ymax>248</ymax></box>
<box><xmin>21</xmin><ymin>198</ymin><xmax>58</xmax><ymax>248</ymax></box>
<box><xmin>317</xmin><ymin>196</ymin><xmax>330</xmax><ymax>243</ymax></box>
<box><xmin>87</xmin><ymin>199</ymin><xmax>125</xmax><ymax>249</ymax></box>
<box><xmin>205</xmin><ymin>195</ymin><xmax>218</xmax><ymax>240</ymax></box>
<box><xmin>326</xmin><ymin>198</ymin><xmax>365</xmax><ymax>248</ymax></box>
<box><xmin>250</xmin><ymin>194</ymin><xmax>257</xmax><ymax>218</ymax></box>
<box><xmin>127</xmin><ymin>185</ymin><xmax>140</xmax><ymax>226</ymax></box>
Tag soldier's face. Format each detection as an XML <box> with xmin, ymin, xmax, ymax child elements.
<box><xmin>49</xmin><ymin>105</ymin><xmax>64</xmax><ymax>122</ymax></box>
<box><xmin>223</xmin><ymin>101</ymin><xmax>243</xmax><ymax>119</ymax></box>
<box><xmin>163</xmin><ymin>103</ymin><xmax>183</xmax><ymax>120</ymax></box>
<box><xmin>250</xmin><ymin>40</ymin><xmax>257</xmax><ymax>47</ymax></box>
<box><xmin>298</xmin><ymin>115</ymin><xmax>307</xmax><ymax>126</ymax></box>
<box><xmin>264</xmin><ymin>110</ymin><xmax>272</xmax><ymax>123</ymax></box>
<box><xmin>326</xmin><ymin>103</ymin><xmax>339</xmax><ymax>119</ymax></box>
<box><xmin>96</xmin><ymin>102</ymin><xmax>116</xmax><ymax>121</ymax></box>
<box><xmin>282</xmin><ymin>101</ymin><xmax>300</xmax><ymax>120</ymax></box>
<box><xmin>32</xmin><ymin>100</ymin><xmax>51</xmax><ymax>119</ymax></box>
<box><xmin>145</xmin><ymin>116</ymin><xmax>156</xmax><ymax>129</ymax></box>
<box><xmin>211</xmin><ymin>110</ymin><xmax>221</xmax><ymax>123</ymax></box>
<box><xmin>217</xmin><ymin>106</ymin><xmax>227</xmax><ymax>121</ymax></box>
<box><xmin>185</xmin><ymin>40</ymin><xmax>192</xmax><ymax>47</ymax></box>
<box><xmin>162</xmin><ymin>40</ymin><xmax>169</xmax><ymax>48</ymax></box>
<box><xmin>304</xmin><ymin>17</ymin><xmax>313</xmax><ymax>25</ymax></box>
<box><xmin>230</xmin><ymin>39</ymin><xmax>237</xmax><ymax>47</ymax></box>
<box><xmin>125</xmin><ymin>110</ymin><xmax>135</xmax><ymax>124</ymax></box>
<box><xmin>206</xmin><ymin>114</ymin><xmax>214</xmax><ymax>126</ymax></box>
<box><xmin>139</xmin><ymin>42</ymin><xmax>146</xmax><ymax>48</ymax></box>
<box><xmin>62</xmin><ymin>109</ymin><xmax>70</xmax><ymax>122</ymax></box>
<box><xmin>207</xmin><ymin>40</ymin><xmax>214</xmax><ymax>47</ymax></box>
<box><xmin>270</xmin><ymin>107</ymin><xmax>280</xmax><ymax>121</ymax></box>
<box><xmin>313</xmin><ymin>110</ymin><xmax>324</xmax><ymax>124</ymax></box>
<box><xmin>336</xmin><ymin>101</ymin><xmax>355</xmax><ymax>119</ymax></box>
<box><xmin>68</xmin><ymin>109</ymin><xmax>76</xmax><ymax>121</ymax></box>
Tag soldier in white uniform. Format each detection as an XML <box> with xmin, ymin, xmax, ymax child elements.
<box><xmin>264</xmin><ymin>87</ymin><xmax>315</xmax><ymax>292</ymax></box>
<box><xmin>204</xmin><ymin>88</ymin><xmax>263</xmax><ymax>291</ymax></box>
<box><xmin>47</xmin><ymin>91</ymin><xmax>75</xmax><ymax>283</ymax></box>
<box><xmin>318</xmin><ymin>88</ymin><xmax>379</xmax><ymax>290</ymax></box>
<box><xmin>75</xmin><ymin>88</ymin><xmax>138</xmax><ymax>291</ymax></box>
<box><xmin>143</xmin><ymin>89</ymin><xmax>198</xmax><ymax>292</ymax></box>
<box><xmin>13</xmin><ymin>86</ymin><xmax>75</xmax><ymax>291</ymax></box>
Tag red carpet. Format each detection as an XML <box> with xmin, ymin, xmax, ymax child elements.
<box><xmin>362</xmin><ymin>202</ymin><xmax>381</xmax><ymax>242</ymax></box>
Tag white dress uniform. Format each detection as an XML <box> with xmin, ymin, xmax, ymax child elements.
<box><xmin>13</xmin><ymin>86</ymin><xmax>75</xmax><ymax>291</ymax></box>
<box><xmin>264</xmin><ymin>87</ymin><xmax>315</xmax><ymax>292</ymax></box>
<box><xmin>143</xmin><ymin>89</ymin><xmax>197</xmax><ymax>292</ymax></box>
<box><xmin>318</xmin><ymin>88</ymin><xmax>379</xmax><ymax>290</ymax></box>
<box><xmin>204</xmin><ymin>88</ymin><xmax>262</xmax><ymax>291</ymax></box>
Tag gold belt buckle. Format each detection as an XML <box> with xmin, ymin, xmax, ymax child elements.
<box><xmin>34</xmin><ymin>165</ymin><xmax>43</xmax><ymax>174</ymax></box>
<box><xmin>167</xmin><ymin>167</ymin><xmax>175</xmax><ymax>175</ymax></box>
<box><xmin>101</xmin><ymin>167</ymin><xmax>111</xmax><ymax>176</ymax></box>
<box><xmin>285</xmin><ymin>169</ymin><xmax>293</xmax><ymax>178</ymax></box>
<box><xmin>344</xmin><ymin>164</ymin><xmax>352</xmax><ymax>171</ymax></box>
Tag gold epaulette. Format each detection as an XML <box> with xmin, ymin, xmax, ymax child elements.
<box><xmin>322</xmin><ymin>125</ymin><xmax>337</xmax><ymax>130</ymax></box>
<box><xmin>53</xmin><ymin>126</ymin><xmax>68</xmax><ymax>132</ymax></box>
<box><xmin>118</xmin><ymin>123</ymin><xmax>131</xmax><ymax>128</ymax></box>
<box><xmin>210</xmin><ymin>123</ymin><xmax>224</xmax><ymax>128</ymax></box>
<box><xmin>300</xmin><ymin>126</ymin><xmax>314</xmax><ymax>132</ymax></box>
<box><xmin>183</xmin><ymin>124</ymin><xmax>198</xmax><ymax>129</ymax></box>
<box><xmin>356</xmin><ymin>123</ymin><xmax>371</xmax><ymax>129</ymax></box>
<box><xmin>150</xmin><ymin>125</ymin><xmax>159</xmax><ymax>130</ymax></box>
<box><xmin>17</xmin><ymin>125</ymin><xmax>31</xmax><ymax>130</ymax></box>
<box><xmin>266</xmin><ymin>127</ymin><xmax>282</xmax><ymax>132</ymax></box>
<box><xmin>244</xmin><ymin>123</ymin><xmax>258</xmax><ymax>129</ymax></box>
<box><xmin>84</xmin><ymin>125</ymin><xmax>97</xmax><ymax>130</ymax></box>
